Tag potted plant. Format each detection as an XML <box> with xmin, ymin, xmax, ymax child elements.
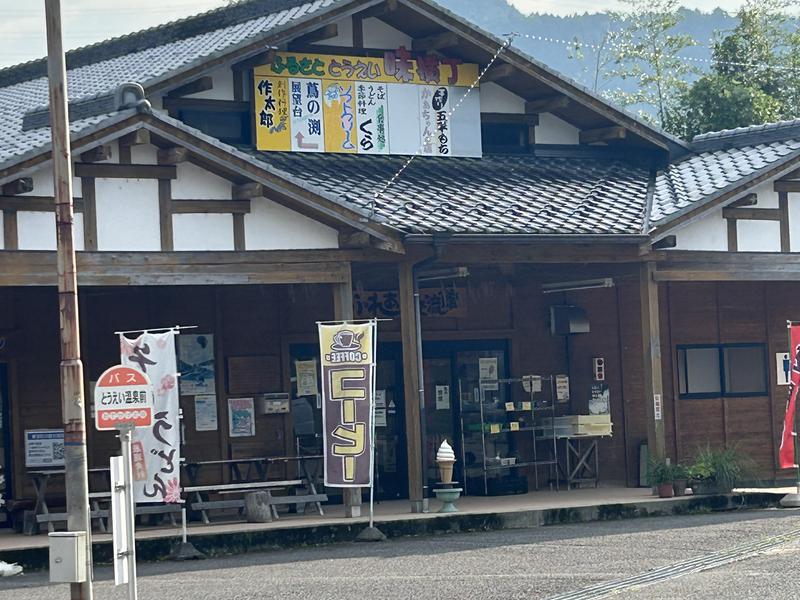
<box><xmin>688</xmin><ymin>445</ymin><xmax>748</xmax><ymax>494</ymax></box>
<box><xmin>672</xmin><ymin>464</ymin><xmax>689</xmax><ymax>497</ymax></box>
<box><xmin>648</xmin><ymin>457</ymin><xmax>675</xmax><ymax>498</ymax></box>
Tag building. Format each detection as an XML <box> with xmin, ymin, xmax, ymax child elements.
<box><xmin>0</xmin><ymin>0</ymin><xmax>798</xmax><ymax>522</ymax></box>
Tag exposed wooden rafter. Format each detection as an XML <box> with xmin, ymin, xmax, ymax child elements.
<box><xmin>290</xmin><ymin>23</ymin><xmax>338</xmax><ymax>47</ymax></box>
<box><xmin>1</xmin><ymin>178</ymin><xmax>33</xmax><ymax>196</ymax></box>
<box><xmin>650</xmin><ymin>235</ymin><xmax>676</xmax><ymax>251</ymax></box>
<box><xmin>480</xmin><ymin>112</ymin><xmax>538</xmax><ymax>125</ymax></box>
<box><xmin>156</xmin><ymin>147</ymin><xmax>189</xmax><ymax>165</ymax></box>
<box><xmin>774</xmin><ymin>180</ymin><xmax>800</xmax><ymax>193</ymax></box>
<box><xmin>411</xmin><ymin>31</ymin><xmax>460</xmax><ymax>53</ymax></box>
<box><xmin>721</xmin><ymin>207</ymin><xmax>782</xmax><ymax>221</ymax></box>
<box><xmin>525</xmin><ymin>95</ymin><xmax>569</xmax><ymax>114</ymax></box>
<box><xmin>0</xmin><ymin>196</ymin><xmax>84</xmax><ymax>211</ymax></box>
<box><xmin>231</xmin><ymin>49</ymin><xmax>276</xmax><ymax>72</ymax></box>
<box><xmin>79</xmin><ymin>145</ymin><xmax>112</xmax><ymax>163</ymax></box>
<box><xmin>165</xmin><ymin>76</ymin><xmax>214</xmax><ymax>98</ymax></box>
<box><xmin>481</xmin><ymin>63</ymin><xmax>515</xmax><ymax>84</ymax></box>
<box><xmin>579</xmin><ymin>126</ymin><xmax>627</xmax><ymax>145</ymax></box>
<box><xmin>232</xmin><ymin>182</ymin><xmax>264</xmax><ymax>200</ymax></box>
<box><xmin>727</xmin><ymin>193</ymin><xmax>757</xmax><ymax>208</ymax></box>
<box><xmin>353</xmin><ymin>0</ymin><xmax>398</xmax><ymax>20</ymax></box>
<box><xmin>74</xmin><ymin>163</ymin><xmax>176</xmax><ymax>180</ymax></box>
<box><xmin>171</xmin><ymin>199</ymin><xmax>251</xmax><ymax>214</ymax></box>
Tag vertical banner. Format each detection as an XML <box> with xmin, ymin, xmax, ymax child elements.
<box><xmin>779</xmin><ymin>323</ymin><xmax>800</xmax><ymax>469</ymax></box>
<box><xmin>318</xmin><ymin>321</ymin><xmax>376</xmax><ymax>487</ymax></box>
<box><xmin>322</xmin><ymin>80</ymin><xmax>359</xmax><ymax>153</ymax></box>
<box><xmin>120</xmin><ymin>331</ymin><xmax>181</xmax><ymax>503</ymax></box>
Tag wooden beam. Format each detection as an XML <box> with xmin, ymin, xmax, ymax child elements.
<box><xmin>651</xmin><ymin>235</ymin><xmax>676</xmax><ymax>251</ymax></box>
<box><xmin>232</xmin><ymin>68</ymin><xmax>244</xmax><ymax>102</ymax></box>
<box><xmin>232</xmin><ymin>182</ymin><xmax>263</xmax><ymax>200</ymax></box>
<box><xmin>1</xmin><ymin>178</ymin><xmax>33</xmax><ymax>195</ymax></box>
<box><xmin>779</xmin><ymin>191</ymin><xmax>790</xmax><ymax>252</ymax></box>
<box><xmin>727</xmin><ymin>193</ymin><xmax>757</xmax><ymax>208</ymax></box>
<box><xmin>79</xmin><ymin>145</ymin><xmax>112</xmax><ymax>163</ymax></box>
<box><xmin>0</xmin><ymin>195</ymin><xmax>84</xmax><ymax>212</ymax></box>
<box><xmin>339</xmin><ymin>231</ymin><xmax>371</xmax><ymax>248</ymax></box>
<box><xmin>525</xmin><ymin>95</ymin><xmax>569</xmax><ymax>114</ymax></box>
<box><xmin>778</xmin><ymin>166</ymin><xmax>800</xmax><ymax>180</ymax></box>
<box><xmin>639</xmin><ymin>261</ymin><xmax>666</xmax><ymax>461</ymax></box>
<box><xmin>156</xmin><ymin>147</ymin><xmax>189</xmax><ymax>165</ymax></box>
<box><xmin>411</xmin><ymin>31</ymin><xmax>460</xmax><ymax>53</ymax></box>
<box><xmin>2</xmin><ymin>210</ymin><xmax>17</xmax><ymax>249</ymax></box>
<box><xmin>398</xmin><ymin>261</ymin><xmax>424</xmax><ymax>511</ymax></box>
<box><xmin>118</xmin><ymin>129</ymin><xmax>150</xmax><ymax>147</ymax></box>
<box><xmin>481</xmin><ymin>63</ymin><xmax>515</xmax><ymax>84</ymax></box>
<box><xmin>232</xmin><ymin>213</ymin><xmax>245</xmax><ymax>251</ymax></box>
<box><xmin>721</xmin><ymin>207</ymin><xmax>782</xmax><ymax>221</ymax></box>
<box><xmin>74</xmin><ymin>163</ymin><xmax>177</xmax><ymax>180</ymax></box>
<box><xmin>353</xmin><ymin>0</ymin><xmax>398</xmax><ymax>20</ymax></box>
<box><xmin>81</xmin><ymin>177</ymin><xmax>97</xmax><ymax>251</ymax></box>
<box><xmin>774</xmin><ymin>179</ymin><xmax>800</xmax><ymax>193</ymax></box>
<box><xmin>231</xmin><ymin>49</ymin><xmax>275</xmax><ymax>72</ymax></box>
<box><xmin>171</xmin><ymin>199</ymin><xmax>251</xmax><ymax>214</ymax></box>
<box><xmin>290</xmin><ymin>23</ymin><xmax>338</xmax><ymax>46</ymax></box>
<box><xmin>727</xmin><ymin>218</ymin><xmax>738</xmax><ymax>252</ymax></box>
<box><xmin>165</xmin><ymin>76</ymin><xmax>214</xmax><ymax>98</ymax></box>
<box><xmin>352</xmin><ymin>14</ymin><xmax>364</xmax><ymax>50</ymax></box>
<box><xmin>480</xmin><ymin>112</ymin><xmax>538</xmax><ymax>125</ymax></box>
<box><xmin>579</xmin><ymin>126</ymin><xmax>627</xmax><ymax>145</ymax></box>
<box><xmin>331</xmin><ymin>263</ymin><xmax>362</xmax><ymax>518</ymax></box>
<box><xmin>158</xmin><ymin>179</ymin><xmax>173</xmax><ymax>251</ymax></box>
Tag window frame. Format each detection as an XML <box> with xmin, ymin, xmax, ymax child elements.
<box><xmin>676</xmin><ymin>342</ymin><xmax>768</xmax><ymax>400</ymax></box>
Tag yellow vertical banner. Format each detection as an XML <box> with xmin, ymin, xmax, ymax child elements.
<box><xmin>319</xmin><ymin>321</ymin><xmax>376</xmax><ymax>487</ymax></box>
<box><xmin>253</xmin><ymin>75</ymin><xmax>291</xmax><ymax>151</ymax></box>
<box><xmin>322</xmin><ymin>80</ymin><xmax>358</xmax><ymax>154</ymax></box>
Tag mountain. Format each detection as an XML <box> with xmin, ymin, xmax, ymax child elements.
<box><xmin>435</xmin><ymin>0</ymin><xmax>739</xmax><ymax>94</ymax></box>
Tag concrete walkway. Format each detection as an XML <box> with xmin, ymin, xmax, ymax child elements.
<box><xmin>0</xmin><ymin>486</ymin><xmax>789</xmax><ymax>569</ymax></box>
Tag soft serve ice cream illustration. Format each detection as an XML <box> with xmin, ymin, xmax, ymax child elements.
<box><xmin>436</xmin><ymin>439</ymin><xmax>456</xmax><ymax>483</ymax></box>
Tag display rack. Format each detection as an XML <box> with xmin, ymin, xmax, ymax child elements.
<box><xmin>458</xmin><ymin>375</ymin><xmax>558</xmax><ymax>496</ymax></box>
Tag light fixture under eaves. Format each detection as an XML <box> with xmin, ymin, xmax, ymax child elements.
<box><xmin>541</xmin><ymin>277</ymin><xmax>614</xmax><ymax>294</ymax></box>
<box><xmin>417</xmin><ymin>267</ymin><xmax>469</xmax><ymax>283</ymax></box>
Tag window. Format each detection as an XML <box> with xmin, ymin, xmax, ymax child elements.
<box><xmin>677</xmin><ymin>343</ymin><xmax>767</xmax><ymax>398</ymax></box>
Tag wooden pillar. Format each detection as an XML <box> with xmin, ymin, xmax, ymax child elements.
<box><xmin>332</xmin><ymin>263</ymin><xmax>361</xmax><ymax>518</ymax></box>
<box><xmin>399</xmin><ymin>262</ymin><xmax>424</xmax><ymax>512</ymax></box>
<box><xmin>640</xmin><ymin>261</ymin><xmax>666</xmax><ymax>461</ymax></box>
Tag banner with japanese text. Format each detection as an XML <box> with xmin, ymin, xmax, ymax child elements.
<box><xmin>254</xmin><ymin>50</ymin><xmax>482</xmax><ymax>157</ymax></box>
<box><xmin>120</xmin><ymin>331</ymin><xmax>181</xmax><ymax>503</ymax></box>
<box><xmin>779</xmin><ymin>323</ymin><xmax>800</xmax><ymax>469</ymax></box>
<box><xmin>318</xmin><ymin>321</ymin><xmax>376</xmax><ymax>487</ymax></box>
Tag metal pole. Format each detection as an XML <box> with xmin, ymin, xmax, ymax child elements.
<box><xmin>119</xmin><ymin>426</ymin><xmax>138</xmax><ymax>600</ymax></box>
<box><xmin>789</xmin><ymin>323</ymin><xmax>800</xmax><ymax>493</ymax></box>
<box><xmin>369</xmin><ymin>319</ymin><xmax>377</xmax><ymax>529</ymax></box>
<box><xmin>44</xmin><ymin>2</ymin><xmax>92</xmax><ymax>598</ymax></box>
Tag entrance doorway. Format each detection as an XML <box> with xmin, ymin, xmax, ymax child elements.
<box><xmin>0</xmin><ymin>364</ymin><xmax>11</xmax><ymax>519</ymax></box>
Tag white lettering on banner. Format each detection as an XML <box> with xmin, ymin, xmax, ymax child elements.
<box><xmin>120</xmin><ymin>331</ymin><xmax>181</xmax><ymax>504</ymax></box>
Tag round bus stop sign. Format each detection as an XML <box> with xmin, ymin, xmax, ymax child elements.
<box><xmin>94</xmin><ymin>365</ymin><xmax>154</xmax><ymax>431</ymax></box>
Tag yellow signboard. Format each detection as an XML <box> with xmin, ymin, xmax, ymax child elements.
<box><xmin>257</xmin><ymin>51</ymin><xmax>479</xmax><ymax>87</ymax></box>
<box><xmin>253</xmin><ymin>50</ymin><xmax>483</xmax><ymax>156</ymax></box>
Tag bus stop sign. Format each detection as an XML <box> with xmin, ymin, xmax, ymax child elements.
<box><xmin>94</xmin><ymin>365</ymin><xmax>154</xmax><ymax>431</ymax></box>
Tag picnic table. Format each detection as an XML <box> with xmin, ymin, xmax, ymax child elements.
<box><xmin>26</xmin><ymin>467</ymin><xmax>110</xmax><ymax>534</ymax></box>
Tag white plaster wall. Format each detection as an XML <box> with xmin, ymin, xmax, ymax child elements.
<box><xmin>130</xmin><ymin>144</ymin><xmax>157</xmax><ymax>164</ymax></box>
<box><xmin>172</xmin><ymin>213</ymin><xmax>234</xmax><ymax>250</ymax></box>
<box><xmin>737</xmin><ymin>220</ymin><xmax>781</xmax><ymax>252</ymax></box>
<box><xmin>0</xmin><ymin>211</ymin><xmax>4</xmax><ymax>249</ymax></box>
<box><xmin>672</xmin><ymin>207</ymin><xmax>728</xmax><ymax>251</ymax></box>
<box><xmin>95</xmin><ymin>178</ymin><xmax>161</xmax><ymax>251</ymax></box>
<box><xmin>171</xmin><ymin>162</ymin><xmax>232</xmax><ymax>200</ymax></box>
<box><xmin>17</xmin><ymin>212</ymin><xmax>85</xmax><ymax>251</ymax></box>
<box><xmin>183</xmin><ymin>67</ymin><xmax>235</xmax><ymax>101</ymax></box>
<box><xmin>535</xmin><ymin>113</ymin><xmax>580</xmax><ymax>145</ymax></box>
<box><xmin>245</xmin><ymin>197</ymin><xmax>338</xmax><ymax>250</ymax></box>
<box><xmin>479</xmin><ymin>82</ymin><xmax>524</xmax><ymax>113</ymax></box>
<box><xmin>362</xmin><ymin>17</ymin><xmax>412</xmax><ymax>49</ymax></box>
<box><xmin>15</xmin><ymin>165</ymin><xmax>82</xmax><ymax>196</ymax></box>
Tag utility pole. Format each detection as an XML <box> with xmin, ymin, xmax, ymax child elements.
<box><xmin>44</xmin><ymin>1</ymin><xmax>93</xmax><ymax>598</ymax></box>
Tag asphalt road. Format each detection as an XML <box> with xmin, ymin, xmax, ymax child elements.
<box><xmin>1</xmin><ymin>509</ymin><xmax>799</xmax><ymax>599</ymax></box>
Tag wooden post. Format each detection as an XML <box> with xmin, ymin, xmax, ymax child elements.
<box><xmin>331</xmin><ymin>263</ymin><xmax>361</xmax><ymax>518</ymax></box>
<box><xmin>399</xmin><ymin>262</ymin><xmax>424</xmax><ymax>512</ymax></box>
<box><xmin>640</xmin><ymin>261</ymin><xmax>666</xmax><ymax>461</ymax></box>
<box><xmin>44</xmin><ymin>1</ymin><xmax>93</xmax><ymax>598</ymax></box>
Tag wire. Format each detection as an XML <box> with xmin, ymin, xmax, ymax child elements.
<box><xmin>507</xmin><ymin>31</ymin><xmax>800</xmax><ymax>73</ymax></box>
<box><xmin>370</xmin><ymin>34</ymin><xmax>515</xmax><ymax>213</ymax></box>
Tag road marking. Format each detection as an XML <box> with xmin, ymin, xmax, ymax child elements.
<box><xmin>550</xmin><ymin>526</ymin><xmax>800</xmax><ymax>599</ymax></box>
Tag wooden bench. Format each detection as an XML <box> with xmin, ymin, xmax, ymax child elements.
<box><xmin>35</xmin><ymin>497</ymin><xmax>181</xmax><ymax>533</ymax></box>
<box><xmin>184</xmin><ymin>480</ymin><xmax>303</xmax><ymax>524</ymax></box>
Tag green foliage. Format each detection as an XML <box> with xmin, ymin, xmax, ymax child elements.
<box><xmin>673</xmin><ymin>0</ymin><xmax>800</xmax><ymax>138</ymax></box>
<box><xmin>647</xmin><ymin>456</ymin><xmax>675</xmax><ymax>485</ymax></box>
<box><xmin>688</xmin><ymin>444</ymin><xmax>751</xmax><ymax>491</ymax></box>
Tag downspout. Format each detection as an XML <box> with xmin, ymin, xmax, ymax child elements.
<box><xmin>411</xmin><ymin>234</ymin><xmax>449</xmax><ymax>511</ymax></box>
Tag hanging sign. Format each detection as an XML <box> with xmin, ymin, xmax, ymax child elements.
<box><xmin>254</xmin><ymin>49</ymin><xmax>481</xmax><ymax>157</ymax></box>
<box><xmin>779</xmin><ymin>324</ymin><xmax>800</xmax><ymax>469</ymax></box>
<box><xmin>94</xmin><ymin>365</ymin><xmax>155</xmax><ymax>430</ymax></box>
<box><xmin>120</xmin><ymin>331</ymin><xmax>181</xmax><ymax>504</ymax></box>
<box><xmin>318</xmin><ymin>321</ymin><xmax>376</xmax><ymax>487</ymax></box>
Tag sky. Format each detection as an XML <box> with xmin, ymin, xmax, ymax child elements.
<box><xmin>0</xmin><ymin>0</ymin><xmax>753</xmax><ymax>70</ymax></box>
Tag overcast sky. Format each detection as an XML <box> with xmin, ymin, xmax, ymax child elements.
<box><xmin>0</xmin><ymin>0</ymin><xmax>754</xmax><ymax>70</ymax></box>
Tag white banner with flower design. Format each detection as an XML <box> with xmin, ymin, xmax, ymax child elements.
<box><xmin>120</xmin><ymin>331</ymin><xmax>181</xmax><ymax>504</ymax></box>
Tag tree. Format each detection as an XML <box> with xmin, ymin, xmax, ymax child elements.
<box><xmin>601</xmin><ymin>0</ymin><xmax>698</xmax><ymax>130</ymax></box>
<box><xmin>673</xmin><ymin>0</ymin><xmax>800</xmax><ymax>139</ymax></box>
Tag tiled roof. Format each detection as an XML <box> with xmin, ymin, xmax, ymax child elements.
<box><xmin>250</xmin><ymin>151</ymin><xmax>651</xmax><ymax>235</ymax></box>
<box><xmin>692</xmin><ymin>118</ymin><xmax>800</xmax><ymax>151</ymax></box>
<box><xmin>651</xmin><ymin>138</ymin><xmax>800</xmax><ymax>225</ymax></box>
<box><xmin>0</xmin><ymin>0</ymin><xmax>338</xmax><ymax>168</ymax></box>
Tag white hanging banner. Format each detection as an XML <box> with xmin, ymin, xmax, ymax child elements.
<box><xmin>120</xmin><ymin>331</ymin><xmax>181</xmax><ymax>504</ymax></box>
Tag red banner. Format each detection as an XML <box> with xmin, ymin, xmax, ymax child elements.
<box><xmin>779</xmin><ymin>324</ymin><xmax>800</xmax><ymax>469</ymax></box>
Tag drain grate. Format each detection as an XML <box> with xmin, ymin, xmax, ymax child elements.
<box><xmin>550</xmin><ymin>527</ymin><xmax>800</xmax><ymax>600</ymax></box>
